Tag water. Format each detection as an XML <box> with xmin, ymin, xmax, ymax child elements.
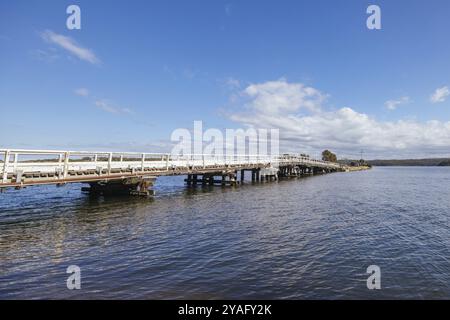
<box><xmin>0</xmin><ymin>167</ymin><xmax>449</xmax><ymax>299</ymax></box>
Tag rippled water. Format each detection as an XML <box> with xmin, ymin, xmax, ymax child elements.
<box><xmin>0</xmin><ymin>167</ymin><xmax>449</xmax><ymax>299</ymax></box>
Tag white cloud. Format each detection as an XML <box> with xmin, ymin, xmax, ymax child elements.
<box><xmin>95</xmin><ymin>100</ymin><xmax>133</xmax><ymax>115</ymax></box>
<box><xmin>242</xmin><ymin>79</ymin><xmax>326</xmax><ymax>114</ymax></box>
<box><xmin>430</xmin><ymin>86</ymin><xmax>449</xmax><ymax>103</ymax></box>
<box><xmin>73</xmin><ymin>88</ymin><xmax>135</xmax><ymax>116</ymax></box>
<box><xmin>384</xmin><ymin>96</ymin><xmax>410</xmax><ymax>110</ymax></box>
<box><xmin>74</xmin><ymin>88</ymin><xmax>89</xmax><ymax>97</ymax></box>
<box><xmin>227</xmin><ymin>80</ymin><xmax>450</xmax><ymax>158</ymax></box>
<box><xmin>40</xmin><ymin>30</ymin><xmax>100</xmax><ymax>64</ymax></box>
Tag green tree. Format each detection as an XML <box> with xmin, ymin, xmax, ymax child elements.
<box><xmin>322</xmin><ymin>150</ymin><xmax>337</xmax><ymax>162</ymax></box>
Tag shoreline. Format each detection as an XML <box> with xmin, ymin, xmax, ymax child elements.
<box><xmin>345</xmin><ymin>166</ymin><xmax>372</xmax><ymax>172</ymax></box>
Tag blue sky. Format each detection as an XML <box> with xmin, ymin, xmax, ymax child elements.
<box><xmin>1</xmin><ymin>0</ymin><xmax>450</xmax><ymax>158</ymax></box>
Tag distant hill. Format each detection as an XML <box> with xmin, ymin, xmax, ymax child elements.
<box><xmin>366</xmin><ymin>158</ymin><xmax>450</xmax><ymax>166</ymax></box>
<box><xmin>437</xmin><ymin>160</ymin><xmax>450</xmax><ymax>166</ymax></box>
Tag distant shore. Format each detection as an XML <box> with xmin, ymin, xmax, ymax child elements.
<box><xmin>339</xmin><ymin>158</ymin><xmax>450</xmax><ymax>167</ymax></box>
<box><xmin>345</xmin><ymin>166</ymin><xmax>371</xmax><ymax>172</ymax></box>
<box><xmin>367</xmin><ymin>158</ymin><xmax>450</xmax><ymax>167</ymax></box>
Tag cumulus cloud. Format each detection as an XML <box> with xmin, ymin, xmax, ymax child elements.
<box><xmin>385</xmin><ymin>96</ymin><xmax>410</xmax><ymax>110</ymax></box>
<box><xmin>227</xmin><ymin>79</ymin><xmax>450</xmax><ymax>158</ymax></box>
<box><xmin>40</xmin><ymin>30</ymin><xmax>100</xmax><ymax>64</ymax></box>
<box><xmin>242</xmin><ymin>79</ymin><xmax>326</xmax><ymax>114</ymax></box>
<box><xmin>430</xmin><ymin>86</ymin><xmax>449</xmax><ymax>103</ymax></box>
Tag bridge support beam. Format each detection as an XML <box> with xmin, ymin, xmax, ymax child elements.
<box><xmin>184</xmin><ymin>171</ymin><xmax>240</xmax><ymax>187</ymax></box>
<box><xmin>81</xmin><ymin>176</ymin><xmax>156</xmax><ymax>197</ymax></box>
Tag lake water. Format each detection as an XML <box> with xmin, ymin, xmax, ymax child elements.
<box><xmin>0</xmin><ymin>167</ymin><xmax>449</xmax><ymax>299</ymax></box>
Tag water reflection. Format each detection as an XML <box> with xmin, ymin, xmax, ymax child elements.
<box><xmin>1</xmin><ymin>168</ymin><xmax>449</xmax><ymax>299</ymax></box>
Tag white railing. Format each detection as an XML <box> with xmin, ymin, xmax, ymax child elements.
<box><xmin>0</xmin><ymin>149</ymin><xmax>342</xmax><ymax>184</ymax></box>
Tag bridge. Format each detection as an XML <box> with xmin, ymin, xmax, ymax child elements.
<box><xmin>0</xmin><ymin>149</ymin><xmax>345</xmax><ymax>196</ymax></box>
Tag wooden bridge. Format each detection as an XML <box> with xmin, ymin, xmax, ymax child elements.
<box><xmin>0</xmin><ymin>149</ymin><xmax>345</xmax><ymax>196</ymax></box>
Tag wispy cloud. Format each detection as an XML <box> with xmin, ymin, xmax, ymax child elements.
<box><xmin>430</xmin><ymin>86</ymin><xmax>449</xmax><ymax>103</ymax></box>
<box><xmin>163</xmin><ymin>64</ymin><xmax>208</xmax><ymax>81</ymax></box>
<box><xmin>182</xmin><ymin>67</ymin><xmax>202</xmax><ymax>80</ymax></box>
<box><xmin>225</xmin><ymin>4</ymin><xmax>233</xmax><ymax>16</ymax></box>
<box><xmin>95</xmin><ymin>99</ymin><xmax>133</xmax><ymax>115</ymax></box>
<box><xmin>73</xmin><ymin>88</ymin><xmax>134</xmax><ymax>115</ymax></box>
<box><xmin>225</xmin><ymin>77</ymin><xmax>241</xmax><ymax>89</ymax></box>
<box><xmin>30</xmin><ymin>48</ymin><xmax>60</xmax><ymax>63</ymax></box>
<box><xmin>384</xmin><ymin>96</ymin><xmax>410</xmax><ymax>110</ymax></box>
<box><xmin>40</xmin><ymin>30</ymin><xmax>100</xmax><ymax>65</ymax></box>
<box><xmin>74</xmin><ymin>88</ymin><xmax>89</xmax><ymax>97</ymax></box>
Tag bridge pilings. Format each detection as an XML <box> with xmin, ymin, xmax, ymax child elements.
<box><xmin>78</xmin><ymin>164</ymin><xmax>339</xmax><ymax>197</ymax></box>
<box><xmin>81</xmin><ymin>176</ymin><xmax>156</xmax><ymax>197</ymax></box>
<box><xmin>183</xmin><ymin>164</ymin><xmax>341</xmax><ymax>190</ymax></box>
<box><xmin>185</xmin><ymin>172</ymin><xmax>239</xmax><ymax>187</ymax></box>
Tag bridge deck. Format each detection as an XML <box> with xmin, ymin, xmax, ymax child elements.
<box><xmin>0</xmin><ymin>149</ymin><xmax>343</xmax><ymax>189</ymax></box>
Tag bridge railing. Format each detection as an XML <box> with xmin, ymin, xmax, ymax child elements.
<box><xmin>1</xmin><ymin>149</ymin><xmax>341</xmax><ymax>183</ymax></box>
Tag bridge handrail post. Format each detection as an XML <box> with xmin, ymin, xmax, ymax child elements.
<box><xmin>12</xmin><ymin>152</ymin><xmax>18</xmax><ymax>172</ymax></box>
<box><xmin>202</xmin><ymin>154</ymin><xmax>205</xmax><ymax>169</ymax></box>
<box><xmin>166</xmin><ymin>154</ymin><xmax>169</xmax><ymax>171</ymax></box>
<box><xmin>141</xmin><ymin>153</ymin><xmax>145</xmax><ymax>172</ymax></box>
<box><xmin>63</xmin><ymin>152</ymin><xmax>70</xmax><ymax>178</ymax></box>
<box><xmin>108</xmin><ymin>152</ymin><xmax>113</xmax><ymax>174</ymax></box>
<box><xmin>2</xmin><ymin>150</ymin><xmax>10</xmax><ymax>183</ymax></box>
